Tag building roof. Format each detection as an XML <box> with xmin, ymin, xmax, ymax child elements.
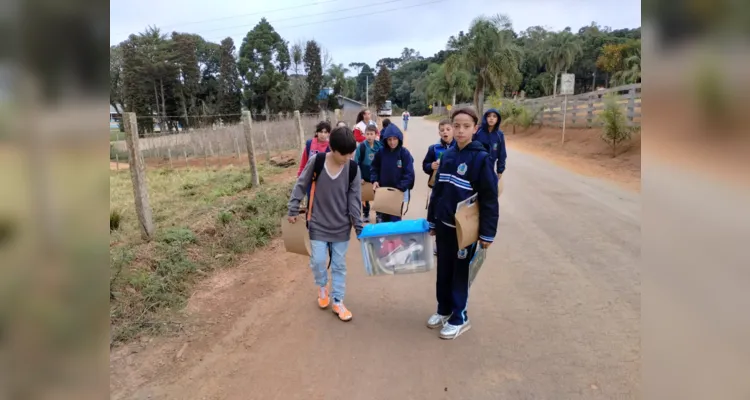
<box><xmin>336</xmin><ymin>95</ymin><xmax>365</xmax><ymax>106</ymax></box>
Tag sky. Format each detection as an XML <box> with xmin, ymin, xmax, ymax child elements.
<box><xmin>110</xmin><ymin>0</ymin><xmax>641</xmax><ymax>74</ymax></box>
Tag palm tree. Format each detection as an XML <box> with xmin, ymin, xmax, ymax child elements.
<box><xmin>327</xmin><ymin>63</ymin><xmax>350</xmax><ymax>95</ymax></box>
<box><xmin>427</xmin><ymin>64</ymin><xmax>472</xmax><ymax>107</ymax></box>
<box><xmin>543</xmin><ymin>31</ymin><xmax>582</xmax><ymax>97</ymax></box>
<box><xmin>612</xmin><ymin>48</ymin><xmax>641</xmax><ymax>85</ymax></box>
<box><xmin>446</xmin><ymin>14</ymin><xmax>523</xmax><ymax>114</ymax></box>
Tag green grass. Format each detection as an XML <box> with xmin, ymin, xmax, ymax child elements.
<box><xmin>109</xmin><ymin>163</ymin><xmax>293</xmax><ymax>345</ymax></box>
<box><xmin>424</xmin><ymin>114</ymin><xmax>445</xmax><ymax>122</ymax></box>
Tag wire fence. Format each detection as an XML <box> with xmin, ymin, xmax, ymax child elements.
<box><xmin>110</xmin><ymin>109</ymin><xmax>363</xmax><ymax>170</ymax></box>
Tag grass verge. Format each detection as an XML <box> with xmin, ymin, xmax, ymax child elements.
<box><xmin>424</xmin><ymin>114</ymin><xmax>445</xmax><ymax>122</ymax></box>
<box><xmin>109</xmin><ymin>163</ymin><xmax>294</xmax><ymax>345</ymax></box>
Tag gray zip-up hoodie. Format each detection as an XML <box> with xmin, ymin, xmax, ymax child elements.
<box><xmin>288</xmin><ymin>154</ymin><xmax>363</xmax><ymax>242</ymax></box>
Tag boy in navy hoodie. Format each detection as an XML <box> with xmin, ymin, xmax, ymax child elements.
<box><xmin>371</xmin><ymin>124</ymin><xmax>415</xmax><ymax>223</ymax></box>
<box><xmin>427</xmin><ymin>107</ymin><xmax>499</xmax><ymax>340</ymax></box>
<box><xmin>472</xmin><ymin>108</ymin><xmax>507</xmax><ymax>179</ymax></box>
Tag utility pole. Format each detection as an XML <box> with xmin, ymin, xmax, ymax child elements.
<box><xmin>592</xmin><ymin>71</ymin><xmax>597</xmax><ymax>91</ymax></box>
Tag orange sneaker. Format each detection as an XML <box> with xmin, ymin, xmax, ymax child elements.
<box><xmin>317</xmin><ymin>286</ymin><xmax>330</xmax><ymax>309</ymax></box>
<box><xmin>332</xmin><ymin>302</ymin><xmax>353</xmax><ymax>322</ymax></box>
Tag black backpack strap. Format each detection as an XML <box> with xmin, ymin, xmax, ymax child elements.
<box><xmin>348</xmin><ymin>160</ymin><xmax>358</xmax><ymax>185</ymax></box>
<box><xmin>358</xmin><ymin>142</ymin><xmax>367</xmax><ymax>165</ymax></box>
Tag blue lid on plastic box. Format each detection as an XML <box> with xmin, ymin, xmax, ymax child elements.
<box><xmin>358</xmin><ymin>218</ymin><xmax>430</xmax><ymax>239</ymax></box>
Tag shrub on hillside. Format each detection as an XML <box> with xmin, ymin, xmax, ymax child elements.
<box><xmin>598</xmin><ymin>94</ymin><xmax>637</xmax><ymax>157</ymax></box>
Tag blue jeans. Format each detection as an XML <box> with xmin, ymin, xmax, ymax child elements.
<box><xmin>403</xmin><ymin>120</ymin><xmax>408</xmax><ymax>131</ymax></box>
<box><xmin>310</xmin><ymin>240</ymin><xmax>349</xmax><ymax>302</ymax></box>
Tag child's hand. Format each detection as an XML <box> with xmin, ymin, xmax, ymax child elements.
<box><xmin>429</xmin><ymin>229</ymin><xmax>436</xmax><ymax>236</ymax></box>
<box><xmin>479</xmin><ymin>240</ymin><xmax>491</xmax><ymax>249</ymax></box>
<box><xmin>288</xmin><ymin>216</ymin><xmax>298</xmax><ymax>224</ymax></box>
<box><xmin>431</xmin><ymin>161</ymin><xmax>439</xmax><ymax>170</ymax></box>
<box><xmin>373</xmin><ymin>182</ymin><xmax>380</xmax><ymax>190</ymax></box>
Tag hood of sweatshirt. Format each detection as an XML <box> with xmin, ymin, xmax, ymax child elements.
<box><xmin>380</xmin><ymin>124</ymin><xmax>404</xmax><ymax>151</ymax></box>
<box><xmin>480</xmin><ymin>108</ymin><xmax>502</xmax><ymax>134</ymax></box>
<box><xmin>460</xmin><ymin>140</ymin><xmax>488</xmax><ymax>154</ymax></box>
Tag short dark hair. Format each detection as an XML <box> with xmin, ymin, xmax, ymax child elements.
<box><xmin>365</xmin><ymin>124</ymin><xmax>378</xmax><ymax>133</ymax></box>
<box><xmin>315</xmin><ymin>121</ymin><xmax>332</xmax><ymax>134</ymax></box>
<box><xmin>382</xmin><ymin>118</ymin><xmax>391</xmax><ymax>129</ymax></box>
<box><xmin>451</xmin><ymin>107</ymin><xmax>479</xmax><ymax>124</ymax></box>
<box><xmin>438</xmin><ymin>119</ymin><xmax>451</xmax><ymax>128</ymax></box>
<box><xmin>329</xmin><ymin>126</ymin><xmax>357</xmax><ymax>155</ymax></box>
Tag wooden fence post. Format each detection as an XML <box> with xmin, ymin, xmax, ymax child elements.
<box><xmin>627</xmin><ymin>87</ymin><xmax>636</xmax><ymax>126</ymax></box>
<box><xmin>262</xmin><ymin>123</ymin><xmax>271</xmax><ymax>161</ymax></box>
<box><xmin>242</xmin><ymin>111</ymin><xmax>260</xmax><ymax>187</ymax></box>
<box><xmin>587</xmin><ymin>95</ymin><xmax>594</xmax><ymax>128</ymax></box>
<box><xmin>294</xmin><ymin>110</ymin><xmax>305</xmax><ymax>158</ymax></box>
<box><xmin>334</xmin><ymin>108</ymin><xmax>341</xmax><ymax>125</ymax></box>
<box><xmin>123</xmin><ymin>112</ymin><xmax>155</xmax><ymax>241</ymax></box>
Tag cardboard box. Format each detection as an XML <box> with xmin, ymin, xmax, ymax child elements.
<box><xmin>281</xmin><ymin>216</ymin><xmax>311</xmax><ymax>256</ymax></box>
<box><xmin>455</xmin><ymin>193</ymin><xmax>479</xmax><ymax>249</ymax></box>
<box><xmin>361</xmin><ymin>182</ymin><xmax>375</xmax><ymax>202</ymax></box>
<box><xmin>358</xmin><ymin>219</ymin><xmax>434</xmax><ymax>276</ymax></box>
<box><xmin>372</xmin><ymin>187</ymin><xmax>404</xmax><ymax>216</ymax></box>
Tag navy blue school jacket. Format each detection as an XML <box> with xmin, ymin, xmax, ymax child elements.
<box><xmin>370</xmin><ymin>124</ymin><xmax>415</xmax><ymax>192</ymax></box>
<box><xmin>421</xmin><ymin>139</ymin><xmax>455</xmax><ymax>176</ymax></box>
<box><xmin>472</xmin><ymin>108</ymin><xmax>507</xmax><ymax>174</ymax></box>
<box><xmin>427</xmin><ymin>141</ymin><xmax>499</xmax><ymax>243</ymax></box>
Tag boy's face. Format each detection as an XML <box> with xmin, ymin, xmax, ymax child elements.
<box><xmin>317</xmin><ymin>129</ymin><xmax>330</xmax><ymax>142</ymax></box>
<box><xmin>365</xmin><ymin>130</ymin><xmax>377</xmax><ymax>143</ymax></box>
<box><xmin>452</xmin><ymin>113</ymin><xmax>475</xmax><ymax>147</ymax></box>
<box><xmin>439</xmin><ymin>124</ymin><xmax>454</xmax><ymax>143</ymax></box>
<box><xmin>387</xmin><ymin>136</ymin><xmax>399</xmax><ymax>149</ymax></box>
<box><xmin>330</xmin><ymin>151</ymin><xmax>351</xmax><ymax>165</ymax></box>
<box><xmin>486</xmin><ymin>113</ymin><xmax>499</xmax><ymax>127</ymax></box>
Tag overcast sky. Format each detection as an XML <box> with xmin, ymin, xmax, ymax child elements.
<box><xmin>110</xmin><ymin>0</ymin><xmax>641</xmax><ymax>73</ymax></box>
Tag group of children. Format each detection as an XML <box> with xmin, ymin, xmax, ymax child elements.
<box><xmin>286</xmin><ymin>107</ymin><xmax>506</xmax><ymax>340</ymax></box>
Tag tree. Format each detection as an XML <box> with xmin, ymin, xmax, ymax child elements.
<box><xmin>354</xmin><ymin>63</ymin><xmax>374</xmax><ymax>102</ymax></box>
<box><xmin>598</xmin><ymin>94</ymin><xmax>635</xmax><ymax>157</ymax></box>
<box><xmin>373</xmin><ymin>65</ymin><xmax>392</xmax><ymax>109</ymax></box>
<box><xmin>611</xmin><ymin>44</ymin><xmax>641</xmax><ymax>85</ymax></box>
<box><xmin>290</xmin><ymin>41</ymin><xmax>304</xmax><ymax>76</ymax></box>
<box><xmin>376</xmin><ymin>57</ymin><xmax>402</xmax><ymax>70</ymax></box>
<box><xmin>217</xmin><ymin>37</ymin><xmax>242</xmax><ymax>123</ymax></box>
<box><xmin>543</xmin><ymin>31</ymin><xmax>583</xmax><ymax>97</ymax></box>
<box><xmin>327</xmin><ymin>63</ymin><xmax>349</xmax><ymax>95</ymax></box>
<box><xmin>446</xmin><ymin>14</ymin><xmax>523</xmax><ymax>114</ymax></box>
<box><xmin>171</xmin><ymin>32</ymin><xmax>202</xmax><ymax>126</ymax></box>
<box><xmin>596</xmin><ymin>43</ymin><xmax>628</xmax><ymax>87</ymax></box>
<box><xmin>238</xmin><ymin>18</ymin><xmax>291</xmax><ymax>115</ymax></box>
<box><xmin>427</xmin><ymin>64</ymin><xmax>471</xmax><ymax>106</ymax></box>
<box><xmin>303</xmin><ymin>40</ymin><xmax>323</xmax><ymax>112</ymax></box>
<box><xmin>109</xmin><ymin>45</ymin><xmax>125</xmax><ymax>128</ymax></box>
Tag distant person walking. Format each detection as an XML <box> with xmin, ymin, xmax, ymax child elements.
<box><xmin>402</xmin><ymin>110</ymin><xmax>411</xmax><ymax>131</ymax></box>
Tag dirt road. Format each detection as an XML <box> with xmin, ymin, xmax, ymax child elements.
<box><xmin>110</xmin><ymin>117</ymin><xmax>640</xmax><ymax>399</ymax></box>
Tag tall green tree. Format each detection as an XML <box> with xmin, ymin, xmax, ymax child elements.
<box><xmin>373</xmin><ymin>65</ymin><xmax>392</xmax><ymax>109</ymax></box>
<box><xmin>171</xmin><ymin>32</ymin><xmax>201</xmax><ymax>126</ymax></box>
<box><xmin>446</xmin><ymin>14</ymin><xmax>523</xmax><ymax>114</ymax></box>
<box><xmin>290</xmin><ymin>41</ymin><xmax>304</xmax><ymax>76</ymax></box>
<box><xmin>327</xmin><ymin>63</ymin><xmax>349</xmax><ymax>95</ymax></box>
<box><xmin>238</xmin><ymin>18</ymin><xmax>291</xmax><ymax>115</ymax></box>
<box><xmin>611</xmin><ymin>43</ymin><xmax>641</xmax><ymax>85</ymax></box>
<box><xmin>109</xmin><ymin>45</ymin><xmax>125</xmax><ymax>119</ymax></box>
<box><xmin>543</xmin><ymin>30</ymin><xmax>583</xmax><ymax>96</ymax></box>
<box><xmin>303</xmin><ymin>40</ymin><xmax>323</xmax><ymax>112</ymax></box>
<box><xmin>217</xmin><ymin>37</ymin><xmax>242</xmax><ymax>123</ymax></box>
<box><xmin>427</xmin><ymin>64</ymin><xmax>472</xmax><ymax>106</ymax></box>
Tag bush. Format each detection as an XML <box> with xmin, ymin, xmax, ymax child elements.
<box><xmin>598</xmin><ymin>94</ymin><xmax>636</xmax><ymax>157</ymax></box>
<box><xmin>159</xmin><ymin>227</ymin><xmax>197</xmax><ymax>245</ymax></box>
<box><xmin>110</xmin><ymin>209</ymin><xmax>122</xmax><ymax>231</ymax></box>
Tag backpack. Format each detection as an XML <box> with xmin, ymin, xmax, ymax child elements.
<box><xmin>306</xmin><ymin>154</ymin><xmax>358</xmax><ymax>219</ymax></box>
<box><xmin>304</xmin><ymin>139</ymin><xmax>330</xmax><ymax>160</ymax></box>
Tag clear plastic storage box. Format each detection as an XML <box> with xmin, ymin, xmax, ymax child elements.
<box><xmin>358</xmin><ymin>219</ymin><xmax>435</xmax><ymax>276</ymax></box>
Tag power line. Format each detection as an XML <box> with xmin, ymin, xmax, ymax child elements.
<box><xmin>205</xmin><ymin>0</ymin><xmax>447</xmax><ymax>42</ymax></box>
<box><xmin>196</xmin><ymin>0</ymin><xmax>404</xmax><ymax>36</ymax></box>
<box><xmin>112</xmin><ymin>0</ymin><xmax>343</xmax><ymax>36</ymax></box>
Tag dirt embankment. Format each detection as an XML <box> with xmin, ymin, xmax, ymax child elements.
<box><xmin>504</xmin><ymin>126</ymin><xmax>641</xmax><ymax>192</ymax></box>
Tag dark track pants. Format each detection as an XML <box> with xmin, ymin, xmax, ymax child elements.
<box><xmin>435</xmin><ymin>222</ymin><xmax>477</xmax><ymax>325</ymax></box>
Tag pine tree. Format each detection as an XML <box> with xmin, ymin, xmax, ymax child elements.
<box><xmin>217</xmin><ymin>37</ymin><xmax>242</xmax><ymax>123</ymax></box>
<box><xmin>374</xmin><ymin>65</ymin><xmax>392</xmax><ymax>110</ymax></box>
<box><xmin>303</xmin><ymin>40</ymin><xmax>323</xmax><ymax>112</ymax></box>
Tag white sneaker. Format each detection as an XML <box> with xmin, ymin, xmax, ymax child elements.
<box><xmin>439</xmin><ymin>321</ymin><xmax>471</xmax><ymax>339</ymax></box>
<box><xmin>426</xmin><ymin>313</ymin><xmax>450</xmax><ymax>329</ymax></box>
